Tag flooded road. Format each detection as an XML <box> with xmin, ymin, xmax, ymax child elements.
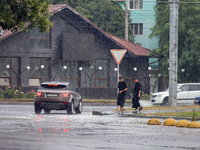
<box><xmin>0</xmin><ymin>104</ymin><xmax>199</xmax><ymax>150</ymax></box>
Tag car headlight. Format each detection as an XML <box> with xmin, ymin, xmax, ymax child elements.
<box><xmin>151</xmin><ymin>94</ymin><xmax>162</xmax><ymax>98</ymax></box>
<box><xmin>155</xmin><ymin>95</ymin><xmax>162</xmax><ymax>98</ymax></box>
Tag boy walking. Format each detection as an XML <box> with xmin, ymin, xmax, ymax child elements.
<box><xmin>132</xmin><ymin>78</ymin><xmax>143</xmax><ymax>113</ymax></box>
<box><xmin>117</xmin><ymin>76</ymin><xmax>128</xmax><ymax>114</ymax></box>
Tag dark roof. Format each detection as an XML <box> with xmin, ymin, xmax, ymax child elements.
<box><xmin>0</xmin><ymin>4</ymin><xmax>150</xmax><ymax>56</ymax></box>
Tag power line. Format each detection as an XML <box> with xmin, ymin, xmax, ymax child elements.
<box><xmin>107</xmin><ymin>0</ymin><xmax>200</xmax><ymax>4</ymax></box>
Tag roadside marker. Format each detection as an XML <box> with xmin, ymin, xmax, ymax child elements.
<box><xmin>110</xmin><ymin>49</ymin><xmax>127</xmax><ymax>65</ymax></box>
<box><xmin>110</xmin><ymin>49</ymin><xmax>127</xmax><ymax>100</ymax></box>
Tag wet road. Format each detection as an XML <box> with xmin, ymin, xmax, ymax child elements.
<box><xmin>0</xmin><ymin>104</ymin><xmax>200</xmax><ymax>150</ymax></box>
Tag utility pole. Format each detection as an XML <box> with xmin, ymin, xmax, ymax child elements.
<box><xmin>106</xmin><ymin>0</ymin><xmax>129</xmax><ymax>41</ymax></box>
<box><xmin>125</xmin><ymin>3</ymin><xmax>128</xmax><ymax>41</ymax></box>
<box><xmin>169</xmin><ymin>0</ymin><xmax>179</xmax><ymax>107</ymax></box>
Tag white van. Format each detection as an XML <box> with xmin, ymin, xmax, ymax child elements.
<box><xmin>150</xmin><ymin>83</ymin><xmax>200</xmax><ymax>105</ymax></box>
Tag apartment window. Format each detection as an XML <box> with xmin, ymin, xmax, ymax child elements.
<box><xmin>30</xmin><ymin>27</ymin><xmax>50</xmax><ymax>49</ymax></box>
<box><xmin>29</xmin><ymin>58</ymin><xmax>50</xmax><ymax>86</ymax></box>
<box><xmin>59</xmin><ymin>61</ymin><xmax>79</xmax><ymax>88</ymax></box>
<box><xmin>89</xmin><ymin>60</ymin><xmax>109</xmax><ymax>88</ymax></box>
<box><xmin>131</xmin><ymin>23</ymin><xmax>143</xmax><ymax>35</ymax></box>
<box><xmin>0</xmin><ymin>58</ymin><xmax>19</xmax><ymax>86</ymax></box>
<box><xmin>129</xmin><ymin>0</ymin><xmax>143</xmax><ymax>9</ymax></box>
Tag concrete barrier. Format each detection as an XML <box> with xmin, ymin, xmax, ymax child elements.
<box><xmin>187</xmin><ymin>122</ymin><xmax>200</xmax><ymax>128</ymax></box>
<box><xmin>175</xmin><ymin>120</ymin><xmax>189</xmax><ymax>128</ymax></box>
<box><xmin>147</xmin><ymin>118</ymin><xmax>161</xmax><ymax>125</ymax></box>
<box><xmin>163</xmin><ymin>118</ymin><xmax>177</xmax><ymax>126</ymax></box>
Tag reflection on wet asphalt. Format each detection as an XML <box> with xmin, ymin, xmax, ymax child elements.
<box><xmin>0</xmin><ymin>104</ymin><xmax>200</xmax><ymax>150</ymax></box>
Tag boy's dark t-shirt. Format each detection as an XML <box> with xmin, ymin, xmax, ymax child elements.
<box><xmin>133</xmin><ymin>82</ymin><xmax>142</xmax><ymax>96</ymax></box>
<box><xmin>118</xmin><ymin>81</ymin><xmax>127</xmax><ymax>95</ymax></box>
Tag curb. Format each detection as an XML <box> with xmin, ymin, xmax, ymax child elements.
<box><xmin>92</xmin><ymin>110</ymin><xmax>196</xmax><ymax>121</ymax></box>
<box><xmin>122</xmin><ymin>114</ymin><xmax>194</xmax><ymax>121</ymax></box>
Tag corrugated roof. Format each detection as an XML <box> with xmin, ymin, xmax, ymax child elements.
<box><xmin>0</xmin><ymin>4</ymin><xmax>150</xmax><ymax>56</ymax></box>
<box><xmin>106</xmin><ymin>33</ymin><xmax>150</xmax><ymax>56</ymax></box>
<box><xmin>49</xmin><ymin>4</ymin><xmax>67</xmax><ymax>14</ymax></box>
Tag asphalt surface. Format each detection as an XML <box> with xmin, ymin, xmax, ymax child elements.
<box><xmin>0</xmin><ymin>103</ymin><xmax>200</xmax><ymax>150</ymax></box>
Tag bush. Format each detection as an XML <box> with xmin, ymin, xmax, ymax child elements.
<box><xmin>0</xmin><ymin>87</ymin><xmax>36</xmax><ymax>99</ymax></box>
<box><xmin>141</xmin><ymin>92</ymin><xmax>150</xmax><ymax>100</ymax></box>
<box><xmin>0</xmin><ymin>89</ymin><xmax>5</xmax><ymax>98</ymax></box>
<box><xmin>130</xmin><ymin>91</ymin><xmax>150</xmax><ymax>100</ymax></box>
<box><xmin>4</xmin><ymin>87</ymin><xmax>15</xmax><ymax>98</ymax></box>
<box><xmin>13</xmin><ymin>89</ymin><xmax>25</xmax><ymax>99</ymax></box>
<box><xmin>25</xmin><ymin>90</ymin><xmax>36</xmax><ymax>99</ymax></box>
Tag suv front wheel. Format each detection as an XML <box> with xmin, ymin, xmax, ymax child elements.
<box><xmin>67</xmin><ymin>101</ymin><xmax>74</xmax><ymax>114</ymax></box>
<box><xmin>161</xmin><ymin>97</ymin><xmax>169</xmax><ymax>106</ymax></box>
<box><xmin>75</xmin><ymin>101</ymin><xmax>82</xmax><ymax>114</ymax></box>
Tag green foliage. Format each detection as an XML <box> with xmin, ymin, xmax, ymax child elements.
<box><xmin>0</xmin><ymin>88</ymin><xmax>36</xmax><ymax>99</ymax></box>
<box><xmin>0</xmin><ymin>0</ymin><xmax>53</xmax><ymax>33</ymax></box>
<box><xmin>48</xmin><ymin>0</ymin><xmax>135</xmax><ymax>42</ymax></box>
<box><xmin>25</xmin><ymin>90</ymin><xmax>36</xmax><ymax>99</ymax></box>
<box><xmin>4</xmin><ymin>87</ymin><xmax>15</xmax><ymax>99</ymax></box>
<box><xmin>130</xmin><ymin>92</ymin><xmax>150</xmax><ymax>100</ymax></box>
<box><xmin>191</xmin><ymin>109</ymin><xmax>198</xmax><ymax>121</ymax></box>
<box><xmin>149</xmin><ymin>0</ymin><xmax>200</xmax><ymax>82</ymax></box>
<box><xmin>140</xmin><ymin>92</ymin><xmax>150</xmax><ymax>100</ymax></box>
<box><xmin>13</xmin><ymin>89</ymin><xmax>24</xmax><ymax>99</ymax></box>
<box><xmin>0</xmin><ymin>89</ymin><xmax>5</xmax><ymax>98</ymax></box>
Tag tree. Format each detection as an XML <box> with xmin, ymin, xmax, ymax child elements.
<box><xmin>149</xmin><ymin>0</ymin><xmax>200</xmax><ymax>83</ymax></box>
<box><xmin>0</xmin><ymin>0</ymin><xmax>52</xmax><ymax>33</ymax></box>
<box><xmin>48</xmin><ymin>0</ymin><xmax>135</xmax><ymax>42</ymax></box>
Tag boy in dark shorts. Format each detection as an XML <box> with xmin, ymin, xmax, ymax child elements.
<box><xmin>117</xmin><ymin>76</ymin><xmax>128</xmax><ymax>114</ymax></box>
<box><xmin>132</xmin><ymin>78</ymin><xmax>143</xmax><ymax>113</ymax></box>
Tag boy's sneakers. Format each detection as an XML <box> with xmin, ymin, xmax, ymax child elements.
<box><xmin>132</xmin><ymin>109</ymin><xmax>137</xmax><ymax>114</ymax></box>
<box><xmin>139</xmin><ymin>106</ymin><xmax>143</xmax><ymax>112</ymax></box>
<box><xmin>118</xmin><ymin>111</ymin><xmax>122</xmax><ymax>114</ymax></box>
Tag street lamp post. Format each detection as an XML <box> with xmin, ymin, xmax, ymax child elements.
<box><xmin>114</xmin><ymin>68</ymin><xmax>119</xmax><ymax>95</ymax></box>
<box><xmin>6</xmin><ymin>64</ymin><xmax>30</xmax><ymax>89</ymax></box>
<box><xmin>133</xmin><ymin>67</ymin><xmax>137</xmax><ymax>71</ymax></box>
<box><xmin>79</xmin><ymin>66</ymin><xmax>102</xmax><ymax>99</ymax></box>
<box><xmin>41</xmin><ymin>65</ymin><xmax>67</xmax><ymax>81</ymax></box>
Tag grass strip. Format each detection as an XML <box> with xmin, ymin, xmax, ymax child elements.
<box><xmin>120</xmin><ymin>105</ymin><xmax>200</xmax><ymax>111</ymax></box>
<box><xmin>140</xmin><ymin>111</ymin><xmax>200</xmax><ymax>118</ymax></box>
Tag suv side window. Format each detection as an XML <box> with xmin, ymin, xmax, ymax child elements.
<box><xmin>65</xmin><ymin>86</ymin><xmax>69</xmax><ymax>90</ymax></box>
<box><xmin>197</xmin><ymin>85</ymin><xmax>200</xmax><ymax>90</ymax></box>
<box><xmin>189</xmin><ymin>85</ymin><xmax>198</xmax><ymax>91</ymax></box>
<box><xmin>179</xmin><ymin>85</ymin><xmax>189</xmax><ymax>91</ymax></box>
<box><xmin>68</xmin><ymin>84</ymin><xmax>75</xmax><ymax>91</ymax></box>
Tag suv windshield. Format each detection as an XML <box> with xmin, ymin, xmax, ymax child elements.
<box><xmin>40</xmin><ymin>84</ymin><xmax>67</xmax><ymax>90</ymax></box>
<box><xmin>165</xmin><ymin>84</ymin><xmax>180</xmax><ymax>91</ymax></box>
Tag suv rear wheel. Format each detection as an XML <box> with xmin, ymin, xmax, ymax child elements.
<box><xmin>67</xmin><ymin>101</ymin><xmax>74</xmax><ymax>114</ymax></box>
<box><xmin>34</xmin><ymin>102</ymin><xmax>41</xmax><ymax>114</ymax></box>
<box><xmin>75</xmin><ymin>101</ymin><xmax>82</xmax><ymax>114</ymax></box>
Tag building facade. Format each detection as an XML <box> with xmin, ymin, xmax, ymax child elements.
<box><xmin>127</xmin><ymin>0</ymin><xmax>160</xmax><ymax>93</ymax></box>
<box><xmin>0</xmin><ymin>4</ymin><xmax>150</xmax><ymax>99</ymax></box>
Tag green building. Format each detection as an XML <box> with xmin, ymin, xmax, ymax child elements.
<box><xmin>127</xmin><ymin>0</ymin><xmax>159</xmax><ymax>70</ymax></box>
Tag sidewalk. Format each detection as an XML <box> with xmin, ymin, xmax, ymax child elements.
<box><xmin>93</xmin><ymin>100</ymin><xmax>200</xmax><ymax>120</ymax></box>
